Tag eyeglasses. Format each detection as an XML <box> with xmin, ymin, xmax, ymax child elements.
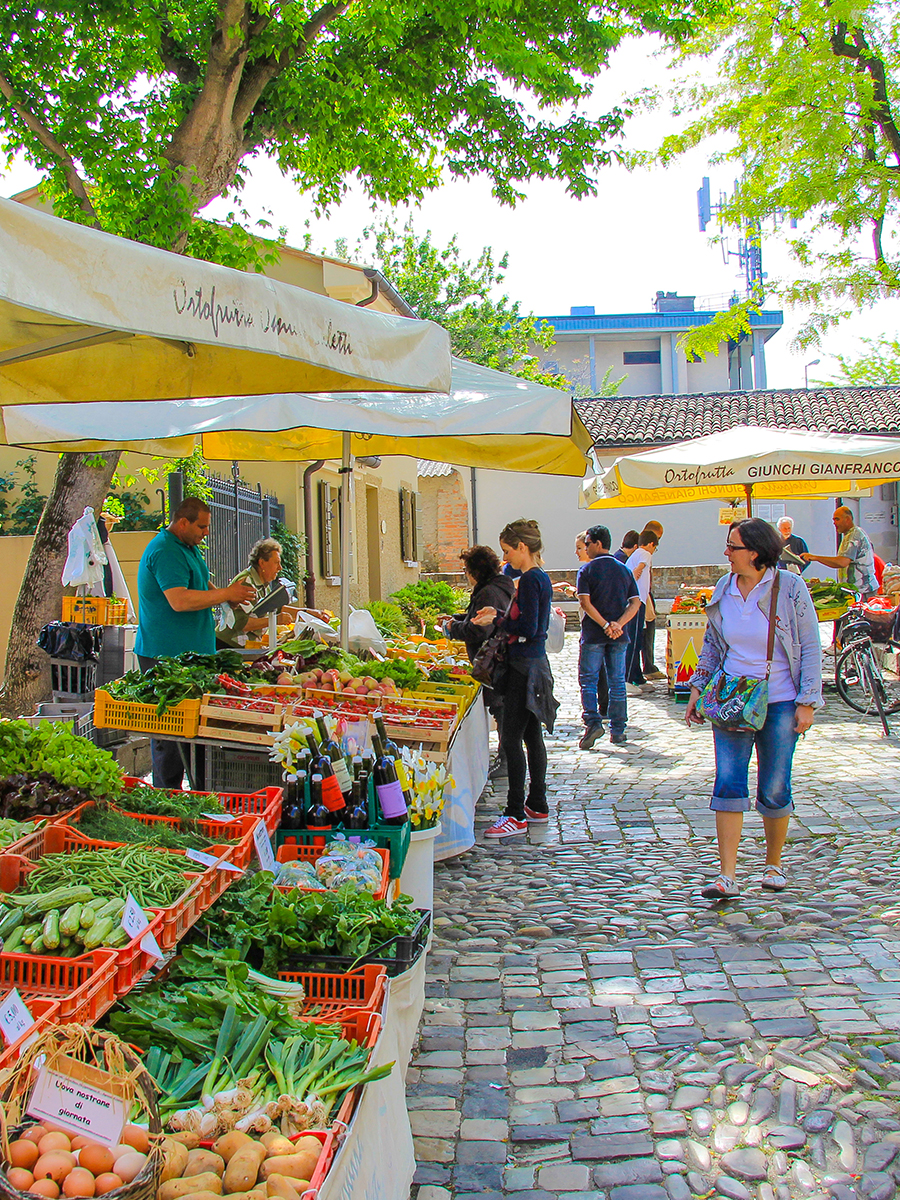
<box><xmin>724</xmin><ymin>542</ymin><xmax>749</xmax><ymax>552</ymax></box>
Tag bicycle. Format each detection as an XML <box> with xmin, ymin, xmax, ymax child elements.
<box><xmin>834</xmin><ymin>602</ymin><xmax>900</xmax><ymax>735</ymax></box>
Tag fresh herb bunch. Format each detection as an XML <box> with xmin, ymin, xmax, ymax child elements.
<box><xmin>120</xmin><ymin>787</ymin><xmax>226</xmax><ymax>819</ymax></box>
<box><xmin>390</xmin><ymin>579</ymin><xmax>469</xmax><ymax>629</ymax></box>
<box><xmin>362</xmin><ymin>600</ymin><xmax>406</xmax><ymax>637</ymax></box>
<box><xmin>197</xmin><ymin>872</ymin><xmax>421</xmax><ymax>971</ymax></box>
<box><xmin>106</xmin><ymin>650</ymin><xmax>251</xmax><ymax>714</ymax></box>
<box><xmin>75</xmin><ymin>806</ymin><xmax>228</xmax><ymax>850</ymax></box>
<box><xmin>0</xmin><ymin>721</ymin><xmax>122</xmax><ymax>801</ymax></box>
<box><xmin>349</xmin><ymin>658</ymin><xmax>423</xmax><ymax>690</ymax></box>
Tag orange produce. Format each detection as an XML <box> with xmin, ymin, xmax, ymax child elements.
<box><xmin>30</xmin><ymin>1180</ymin><xmax>61</xmax><ymax>1198</ymax></box>
<box><xmin>33</xmin><ymin>1152</ymin><xmax>75</xmax><ymax>1183</ymax></box>
<box><xmin>92</xmin><ymin>1174</ymin><xmax>123</xmax><ymax>1195</ymax></box>
<box><xmin>9</xmin><ymin>1140</ymin><xmax>40</xmax><ymax>1170</ymax></box>
<box><xmin>120</xmin><ymin>1127</ymin><xmax>150</xmax><ymax>1156</ymax></box>
<box><xmin>38</xmin><ymin>1135</ymin><xmax>72</xmax><ymax>1156</ymax></box>
<box><xmin>78</xmin><ymin>1146</ymin><xmax>115</xmax><ymax>1177</ymax></box>
<box><xmin>23</xmin><ymin>1127</ymin><xmax>49</xmax><ymax>1145</ymax></box>
<box><xmin>7</xmin><ymin>1168</ymin><xmax>35</xmax><ymax>1190</ymax></box>
<box><xmin>62</xmin><ymin>1169</ymin><xmax>96</xmax><ymax>1198</ymax></box>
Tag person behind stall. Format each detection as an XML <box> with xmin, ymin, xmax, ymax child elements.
<box><xmin>800</xmin><ymin>506</ymin><xmax>878</xmax><ymax>598</ymax></box>
<box><xmin>135</xmin><ymin>497</ymin><xmax>255</xmax><ymax>787</ymax></box>
<box><xmin>472</xmin><ymin>519</ymin><xmax>558</xmax><ymax>839</ymax></box>
<box><xmin>216</xmin><ymin>537</ymin><xmax>292</xmax><ymax>649</ymax></box>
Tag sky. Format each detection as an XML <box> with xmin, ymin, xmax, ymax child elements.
<box><xmin>2</xmin><ymin>37</ymin><xmax>897</xmax><ymax>391</ymax></box>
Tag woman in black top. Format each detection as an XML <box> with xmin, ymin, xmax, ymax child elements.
<box><xmin>472</xmin><ymin>519</ymin><xmax>558</xmax><ymax>839</ymax></box>
<box><xmin>443</xmin><ymin>545</ymin><xmax>516</xmax><ymax>665</ymax></box>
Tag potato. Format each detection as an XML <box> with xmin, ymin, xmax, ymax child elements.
<box><xmin>260</xmin><ymin>1136</ymin><xmax>294</xmax><ymax>1159</ymax></box>
<box><xmin>288</xmin><ymin>1138</ymin><xmax>320</xmax><ymax>1161</ymax></box>
<box><xmin>223</xmin><ymin>1145</ymin><xmax>266</xmax><ymax>1195</ymax></box>
<box><xmin>265</xmin><ymin>1175</ymin><xmax>302</xmax><ymax>1200</ymax></box>
<box><xmin>222</xmin><ymin>1191</ymin><xmax>268</xmax><ymax>1200</ymax></box>
<box><xmin>165</xmin><ymin>1192</ymin><xmax>222</xmax><ymax>1200</ymax></box>
<box><xmin>161</xmin><ymin>1141</ymin><xmax>190</xmax><ymax>1185</ymax></box>
<box><xmin>185</xmin><ymin>1152</ymin><xmax>225</xmax><ymax>1179</ymax></box>
<box><xmin>213</xmin><ymin>1134</ymin><xmax>255</xmax><ymax>1165</ymax></box>
<box><xmin>168</xmin><ymin>1134</ymin><xmax>202</xmax><ymax>1150</ymax></box>
<box><xmin>259</xmin><ymin>1154</ymin><xmax>319</xmax><ymax>1184</ymax></box>
<box><xmin>158</xmin><ymin>1172</ymin><xmax>224</xmax><ymax>1200</ymax></box>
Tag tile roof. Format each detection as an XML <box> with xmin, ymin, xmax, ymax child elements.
<box><xmin>575</xmin><ymin>386</ymin><xmax>900</xmax><ymax>450</ymax></box>
<box><xmin>417</xmin><ymin>459</ymin><xmax>457</xmax><ymax>478</ymax></box>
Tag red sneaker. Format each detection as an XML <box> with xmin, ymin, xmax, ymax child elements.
<box><xmin>484</xmin><ymin>816</ymin><xmax>527</xmax><ymax>839</ymax></box>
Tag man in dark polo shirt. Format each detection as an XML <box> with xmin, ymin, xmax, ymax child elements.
<box><xmin>576</xmin><ymin>524</ymin><xmax>641</xmax><ymax>748</ymax></box>
<box><xmin>135</xmin><ymin>497</ymin><xmax>255</xmax><ymax>786</ymax></box>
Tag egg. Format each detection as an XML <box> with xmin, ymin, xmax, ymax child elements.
<box><xmin>78</xmin><ymin>1147</ymin><xmax>114</xmax><ymax>1178</ymax></box>
<box><xmin>33</xmin><ymin>1151</ymin><xmax>75</xmax><ymax>1183</ymax></box>
<box><xmin>62</xmin><ymin>1168</ymin><xmax>96</xmax><ymax>1197</ymax></box>
<box><xmin>111</xmin><ymin>1154</ymin><xmax>145</xmax><ymax>1185</ymax></box>
<box><xmin>92</xmin><ymin>1174</ymin><xmax>123</xmax><ymax>1196</ymax></box>
<box><xmin>7</xmin><ymin>1168</ymin><xmax>35</xmax><ymax>1190</ymax></box>
<box><xmin>9</xmin><ymin>1139</ymin><xmax>40</xmax><ymax>1169</ymax></box>
<box><xmin>69</xmin><ymin>1140</ymin><xmax>93</xmax><ymax>1153</ymax></box>
<box><xmin>119</xmin><ymin>1128</ymin><xmax>149</xmax><ymax>1157</ymax></box>
<box><xmin>23</xmin><ymin>1127</ymin><xmax>49</xmax><ymax>1145</ymax></box>
<box><xmin>37</xmin><ymin>1135</ymin><xmax>72</xmax><ymax>1156</ymax></box>
<box><xmin>30</xmin><ymin>1180</ymin><xmax>61</xmax><ymax>1199</ymax></box>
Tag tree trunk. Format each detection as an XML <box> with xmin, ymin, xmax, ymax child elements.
<box><xmin>0</xmin><ymin>451</ymin><xmax>121</xmax><ymax>718</ymax></box>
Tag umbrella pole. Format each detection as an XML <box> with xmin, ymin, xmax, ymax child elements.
<box><xmin>744</xmin><ymin>484</ymin><xmax>753</xmax><ymax>518</ymax></box>
<box><xmin>339</xmin><ymin>431</ymin><xmax>352</xmax><ymax>652</ymax></box>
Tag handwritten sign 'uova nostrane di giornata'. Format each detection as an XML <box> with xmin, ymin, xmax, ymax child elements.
<box><xmin>27</xmin><ymin>1057</ymin><xmax>128</xmax><ymax>1144</ymax></box>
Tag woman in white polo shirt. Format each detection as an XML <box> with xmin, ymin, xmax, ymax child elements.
<box><xmin>685</xmin><ymin>518</ymin><xmax>823</xmax><ymax>900</ymax></box>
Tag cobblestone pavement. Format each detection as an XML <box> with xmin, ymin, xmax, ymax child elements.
<box><xmin>407</xmin><ymin>635</ymin><xmax>900</xmax><ymax>1200</ymax></box>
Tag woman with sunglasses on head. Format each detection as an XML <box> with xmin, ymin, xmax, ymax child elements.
<box><xmin>685</xmin><ymin>518</ymin><xmax>822</xmax><ymax>900</ymax></box>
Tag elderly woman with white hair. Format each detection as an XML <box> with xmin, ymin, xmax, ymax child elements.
<box><xmin>216</xmin><ymin>537</ymin><xmax>295</xmax><ymax>648</ymax></box>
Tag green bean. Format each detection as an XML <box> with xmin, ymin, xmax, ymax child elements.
<box><xmin>26</xmin><ymin>846</ymin><xmax>190</xmax><ymax>907</ymax></box>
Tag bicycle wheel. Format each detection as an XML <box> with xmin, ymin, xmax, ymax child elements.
<box><xmin>836</xmin><ymin>644</ymin><xmax>900</xmax><ymax>716</ymax></box>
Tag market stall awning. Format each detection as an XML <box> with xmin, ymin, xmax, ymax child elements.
<box><xmin>581</xmin><ymin>426</ymin><xmax>900</xmax><ymax>508</ymax></box>
<box><xmin>2</xmin><ymin>358</ymin><xmax>591</xmax><ymax>476</ymax></box>
<box><xmin>0</xmin><ymin>197</ymin><xmax>450</xmax><ymax>403</ymax></box>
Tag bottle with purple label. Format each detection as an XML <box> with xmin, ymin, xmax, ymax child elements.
<box><xmin>372</xmin><ymin>733</ymin><xmax>408</xmax><ymax>826</ymax></box>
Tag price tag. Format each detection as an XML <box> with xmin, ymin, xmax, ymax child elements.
<box><xmin>185</xmin><ymin>849</ymin><xmax>243</xmax><ymax>874</ymax></box>
<box><xmin>120</xmin><ymin>894</ymin><xmax>164</xmax><ymax>962</ymax></box>
<box><xmin>0</xmin><ymin>989</ymin><xmax>35</xmax><ymax>1047</ymax></box>
<box><xmin>202</xmin><ymin>813</ymin><xmax>235</xmax><ymax>823</ymax></box>
<box><xmin>27</xmin><ymin>1057</ymin><xmax>127</xmax><ymax>1144</ymax></box>
<box><xmin>253</xmin><ymin>823</ymin><xmax>277</xmax><ymax>873</ymax></box>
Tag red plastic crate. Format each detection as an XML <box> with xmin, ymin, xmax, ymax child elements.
<box><xmin>0</xmin><ymin>947</ymin><xmax>119</xmax><ymax>1022</ymax></box>
<box><xmin>122</xmin><ymin>777</ymin><xmax>284</xmax><ymax>836</ymax></box>
<box><xmin>0</xmin><ymin>995</ymin><xmax>60</xmax><ymax>1071</ymax></box>
<box><xmin>274</xmin><ymin>842</ymin><xmax>390</xmax><ymax>902</ymax></box>
<box><xmin>274</xmin><ymin>964</ymin><xmax>387</xmax><ymax>1024</ymax></box>
<box><xmin>0</xmin><ymin>830</ymin><xmax>231</xmax><ymax>954</ymax></box>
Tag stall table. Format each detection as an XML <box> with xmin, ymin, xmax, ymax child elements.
<box><xmin>433</xmin><ymin>693</ymin><xmax>490</xmax><ymax>861</ymax></box>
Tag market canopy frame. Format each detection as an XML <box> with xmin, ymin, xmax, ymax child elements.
<box><xmin>581</xmin><ymin>426</ymin><xmax>900</xmax><ymax>511</ymax></box>
<box><xmin>0</xmin><ymin>197</ymin><xmax>451</xmax><ymax>403</ymax></box>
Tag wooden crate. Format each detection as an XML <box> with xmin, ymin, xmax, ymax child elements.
<box><xmin>198</xmin><ymin>693</ymin><xmax>285</xmax><ymax>745</ymax></box>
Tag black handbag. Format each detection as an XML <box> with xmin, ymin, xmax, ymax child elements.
<box><xmin>470</xmin><ymin>597</ymin><xmax>514</xmax><ymax>686</ymax></box>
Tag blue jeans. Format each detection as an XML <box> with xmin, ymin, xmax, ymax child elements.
<box><xmin>579</xmin><ymin>639</ymin><xmax>629</xmax><ymax>735</ymax></box>
<box><xmin>711</xmin><ymin>701</ymin><xmax>799</xmax><ymax>814</ymax></box>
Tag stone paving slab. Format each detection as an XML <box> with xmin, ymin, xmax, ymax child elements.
<box><xmin>407</xmin><ymin>636</ymin><xmax>900</xmax><ymax>1199</ymax></box>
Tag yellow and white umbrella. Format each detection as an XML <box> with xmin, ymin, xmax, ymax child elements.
<box><xmin>0</xmin><ymin>197</ymin><xmax>450</xmax><ymax>403</ymax></box>
<box><xmin>581</xmin><ymin>426</ymin><xmax>900</xmax><ymax>511</ymax></box>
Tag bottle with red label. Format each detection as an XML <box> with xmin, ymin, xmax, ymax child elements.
<box><xmin>316</xmin><ymin>715</ymin><xmax>352</xmax><ymax>799</ymax></box>
<box><xmin>372</xmin><ymin>733</ymin><xmax>408</xmax><ymax>826</ymax></box>
<box><xmin>306</xmin><ymin>732</ymin><xmax>346</xmax><ymax>824</ymax></box>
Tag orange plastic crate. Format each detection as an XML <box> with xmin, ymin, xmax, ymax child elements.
<box><xmin>0</xmin><ymin>948</ymin><xmax>119</xmax><ymax>1022</ymax></box>
<box><xmin>274</xmin><ymin>842</ymin><xmax>390</xmax><ymax>902</ymax></box>
<box><xmin>121</xmin><ymin>776</ymin><xmax>284</xmax><ymax>837</ymax></box>
<box><xmin>0</xmin><ymin>996</ymin><xmax>60</xmax><ymax>1071</ymax></box>
<box><xmin>274</xmin><ymin>964</ymin><xmax>387</xmax><ymax>1024</ymax></box>
<box><xmin>93</xmin><ymin>689</ymin><xmax>201</xmax><ymax>737</ymax></box>
<box><xmin>62</xmin><ymin>596</ymin><xmax>128</xmax><ymax>625</ymax></box>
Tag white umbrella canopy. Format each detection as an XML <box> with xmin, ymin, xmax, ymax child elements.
<box><xmin>0</xmin><ymin>197</ymin><xmax>450</xmax><ymax>403</ymax></box>
<box><xmin>581</xmin><ymin>426</ymin><xmax>900</xmax><ymax>509</ymax></box>
<box><xmin>2</xmin><ymin>357</ymin><xmax>591</xmax><ymax>475</ymax></box>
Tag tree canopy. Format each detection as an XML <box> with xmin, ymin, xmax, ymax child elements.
<box><xmin>822</xmin><ymin>335</ymin><xmax>900</xmax><ymax>387</ymax></box>
<box><xmin>332</xmin><ymin>218</ymin><xmax>567</xmax><ymax>387</ymax></box>
<box><xmin>643</xmin><ymin>0</ymin><xmax>900</xmax><ymax>352</ymax></box>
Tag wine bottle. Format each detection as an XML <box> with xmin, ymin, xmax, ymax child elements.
<box><xmin>309</xmin><ymin>738</ymin><xmax>346</xmax><ymax>822</ymax></box>
<box><xmin>316</xmin><ymin>715</ymin><xmax>352</xmax><ymax>797</ymax></box>
<box><xmin>343</xmin><ymin>778</ymin><xmax>369</xmax><ymax>830</ymax></box>
<box><xmin>372</xmin><ymin>734</ymin><xmax>408</xmax><ymax>826</ymax></box>
<box><xmin>374</xmin><ymin>713</ymin><xmax>402</xmax><ymax>761</ymax></box>
<box><xmin>306</xmin><ymin>773</ymin><xmax>332</xmax><ymax>831</ymax></box>
<box><xmin>351</xmin><ymin>753</ymin><xmax>364</xmax><ymax>782</ymax></box>
<box><xmin>374</xmin><ymin>722</ymin><xmax>414</xmax><ymax>807</ymax></box>
<box><xmin>280</xmin><ymin>773</ymin><xmax>305</xmax><ymax>831</ymax></box>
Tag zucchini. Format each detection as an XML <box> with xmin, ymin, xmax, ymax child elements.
<box><xmin>0</xmin><ymin>907</ymin><xmax>25</xmax><ymax>940</ymax></box>
<box><xmin>20</xmin><ymin>923</ymin><xmax>42</xmax><ymax>946</ymax></box>
<box><xmin>2</xmin><ymin>926</ymin><xmax>26</xmax><ymax>953</ymax></box>
<box><xmin>42</xmin><ymin>909</ymin><xmax>61</xmax><ymax>950</ymax></box>
<box><xmin>83</xmin><ymin>916</ymin><xmax>116</xmax><ymax>950</ymax></box>
<box><xmin>30</xmin><ymin>936</ymin><xmax>45</xmax><ymax>955</ymax></box>
<box><xmin>94</xmin><ymin>897</ymin><xmax>125</xmax><ymax>921</ymax></box>
<box><xmin>60</xmin><ymin>903</ymin><xmax>82</xmax><ymax>936</ymax></box>
<box><xmin>105</xmin><ymin>925</ymin><xmax>130</xmax><ymax>949</ymax></box>
<box><xmin>23</xmin><ymin>886</ymin><xmax>95</xmax><ymax>920</ymax></box>
<box><xmin>79</xmin><ymin>904</ymin><xmax>96</xmax><ymax>928</ymax></box>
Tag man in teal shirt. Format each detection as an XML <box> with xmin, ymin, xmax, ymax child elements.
<box><xmin>136</xmin><ymin>497</ymin><xmax>255</xmax><ymax>785</ymax></box>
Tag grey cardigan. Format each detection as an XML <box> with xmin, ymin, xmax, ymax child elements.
<box><xmin>689</xmin><ymin>569</ymin><xmax>824</xmax><ymax>709</ymax></box>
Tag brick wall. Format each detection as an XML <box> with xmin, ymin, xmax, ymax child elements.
<box><xmin>418</xmin><ymin>472</ymin><xmax>470</xmax><ymax>572</ymax></box>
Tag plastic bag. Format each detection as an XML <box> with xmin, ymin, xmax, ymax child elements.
<box><xmin>347</xmin><ymin>608</ymin><xmax>387</xmax><ymax>656</ymax></box>
<box><xmin>546</xmin><ymin>606</ymin><xmax>566</xmax><ymax>654</ymax></box>
<box><xmin>37</xmin><ymin>622</ymin><xmax>102</xmax><ymax>662</ymax></box>
<box><xmin>295</xmin><ymin>611</ymin><xmax>339</xmax><ymax>643</ymax></box>
<box><xmin>61</xmin><ymin>508</ymin><xmax>107</xmax><ymax>587</ymax></box>
<box><xmin>882</xmin><ymin>563</ymin><xmax>900</xmax><ymax>595</ymax></box>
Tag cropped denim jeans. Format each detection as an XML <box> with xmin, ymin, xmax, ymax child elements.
<box><xmin>710</xmin><ymin>700</ymin><xmax>798</xmax><ymax>815</ymax></box>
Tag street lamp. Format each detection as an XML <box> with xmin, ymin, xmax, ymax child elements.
<box><xmin>804</xmin><ymin>359</ymin><xmax>821</xmax><ymax>388</ymax></box>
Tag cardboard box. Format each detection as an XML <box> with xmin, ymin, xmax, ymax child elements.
<box><xmin>667</xmin><ymin>612</ymin><xmax>708</xmax><ymax>692</ymax></box>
